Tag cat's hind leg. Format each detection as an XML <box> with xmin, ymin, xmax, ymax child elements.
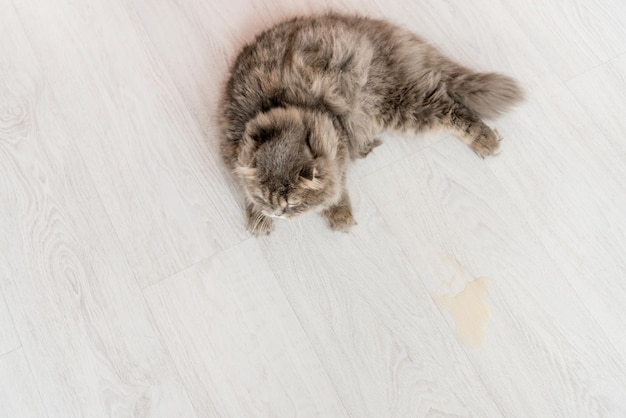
<box><xmin>355</xmin><ymin>137</ymin><xmax>383</xmax><ymax>158</ymax></box>
<box><xmin>441</xmin><ymin>100</ymin><xmax>503</xmax><ymax>158</ymax></box>
<box><xmin>376</xmin><ymin>81</ymin><xmax>502</xmax><ymax>157</ymax></box>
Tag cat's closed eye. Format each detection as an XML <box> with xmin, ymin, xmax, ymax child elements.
<box><xmin>287</xmin><ymin>198</ymin><xmax>302</xmax><ymax>207</ymax></box>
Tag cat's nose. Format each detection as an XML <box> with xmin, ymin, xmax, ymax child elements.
<box><xmin>274</xmin><ymin>204</ymin><xmax>287</xmax><ymax>216</ymax></box>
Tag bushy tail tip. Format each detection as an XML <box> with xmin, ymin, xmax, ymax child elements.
<box><xmin>452</xmin><ymin>72</ymin><xmax>524</xmax><ymax>119</ymax></box>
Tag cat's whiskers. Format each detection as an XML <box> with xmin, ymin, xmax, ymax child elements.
<box><xmin>252</xmin><ymin>212</ymin><xmax>266</xmax><ymax>232</ymax></box>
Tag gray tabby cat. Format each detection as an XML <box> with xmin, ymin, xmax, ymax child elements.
<box><xmin>219</xmin><ymin>13</ymin><xmax>523</xmax><ymax>235</ymax></box>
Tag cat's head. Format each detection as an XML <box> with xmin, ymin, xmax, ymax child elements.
<box><xmin>235</xmin><ymin>107</ymin><xmax>344</xmax><ymax>218</ymax></box>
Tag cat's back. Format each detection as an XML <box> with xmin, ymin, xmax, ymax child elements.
<box><xmin>222</xmin><ymin>16</ymin><xmax>370</xmax><ymax>124</ymax></box>
<box><xmin>219</xmin><ymin>14</ymin><xmax>397</xmax><ymax>166</ymax></box>
<box><xmin>225</xmin><ymin>14</ymin><xmax>393</xmax><ymax>93</ymax></box>
<box><xmin>230</xmin><ymin>14</ymin><xmax>365</xmax><ymax>72</ymax></box>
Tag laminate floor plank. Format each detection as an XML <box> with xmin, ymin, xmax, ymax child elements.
<box><xmin>143</xmin><ymin>239</ymin><xmax>346</xmax><ymax>417</ymax></box>
<box><xmin>501</xmin><ymin>0</ymin><xmax>626</xmax><ymax>79</ymax></box>
<box><xmin>0</xmin><ymin>349</ymin><xmax>47</xmax><ymax>418</ymax></box>
<box><xmin>485</xmin><ymin>75</ymin><xmax>626</xmax><ymax>352</ymax></box>
<box><xmin>566</xmin><ymin>54</ymin><xmax>626</xmax><ymax>162</ymax></box>
<box><xmin>258</xmin><ymin>189</ymin><xmax>502</xmax><ymax>417</ymax></box>
<box><xmin>12</xmin><ymin>0</ymin><xmax>246</xmax><ymax>286</ymax></box>
<box><xmin>365</xmin><ymin>139</ymin><xmax>626</xmax><ymax>416</ymax></box>
<box><xmin>0</xmin><ymin>6</ymin><xmax>196</xmax><ymax>416</ymax></box>
<box><xmin>2</xmin><ymin>0</ymin><xmax>626</xmax><ymax>416</ymax></box>
<box><xmin>0</xmin><ymin>292</ymin><xmax>19</xmax><ymax>356</ymax></box>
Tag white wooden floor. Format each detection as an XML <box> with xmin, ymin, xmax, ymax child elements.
<box><xmin>1</xmin><ymin>0</ymin><xmax>625</xmax><ymax>416</ymax></box>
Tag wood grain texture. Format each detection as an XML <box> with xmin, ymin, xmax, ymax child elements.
<box><xmin>0</xmin><ymin>292</ymin><xmax>19</xmax><ymax>356</ymax></box>
<box><xmin>365</xmin><ymin>140</ymin><xmax>626</xmax><ymax>416</ymax></box>
<box><xmin>143</xmin><ymin>239</ymin><xmax>346</xmax><ymax>417</ymax></box>
<box><xmin>0</xmin><ymin>349</ymin><xmax>46</xmax><ymax>418</ymax></box>
<box><xmin>501</xmin><ymin>0</ymin><xmax>626</xmax><ymax>79</ymax></box>
<box><xmin>12</xmin><ymin>0</ymin><xmax>246</xmax><ymax>286</ymax></box>
<box><xmin>486</xmin><ymin>74</ymin><xmax>626</xmax><ymax>353</ymax></box>
<box><xmin>258</xmin><ymin>187</ymin><xmax>502</xmax><ymax>417</ymax></box>
<box><xmin>567</xmin><ymin>54</ymin><xmax>626</xmax><ymax>161</ymax></box>
<box><xmin>1</xmin><ymin>0</ymin><xmax>626</xmax><ymax>415</ymax></box>
<box><xmin>0</xmin><ymin>5</ymin><xmax>195</xmax><ymax>416</ymax></box>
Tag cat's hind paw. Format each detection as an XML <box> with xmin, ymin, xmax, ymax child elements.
<box><xmin>471</xmin><ymin>129</ymin><xmax>502</xmax><ymax>158</ymax></box>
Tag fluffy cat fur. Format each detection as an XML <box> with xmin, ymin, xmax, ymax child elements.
<box><xmin>219</xmin><ymin>13</ymin><xmax>523</xmax><ymax>235</ymax></box>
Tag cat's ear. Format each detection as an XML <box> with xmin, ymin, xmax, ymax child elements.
<box><xmin>248</xmin><ymin>125</ymin><xmax>277</xmax><ymax>144</ymax></box>
<box><xmin>245</xmin><ymin>114</ymin><xmax>278</xmax><ymax>144</ymax></box>
<box><xmin>299</xmin><ymin>163</ymin><xmax>323</xmax><ymax>190</ymax></box>
<box><xmin>239</xmin><ymin>117</ymin><xmax>277</xmax><ymax>167</ymax></box>
<box><xmin>299</xmin><ymin>164</ymin><xmax>318</xmax><ymax>181</ymax></box>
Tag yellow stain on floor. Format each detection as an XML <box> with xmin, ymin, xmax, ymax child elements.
<box><xmin>434</xmin><ymin>277</ymin><xmax>491</xmax><ymax>349</ymax></box>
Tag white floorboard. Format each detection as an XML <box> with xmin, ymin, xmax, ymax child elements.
<box><xmin>259</xmin><ymin>191</ymin><xmax>502</xmax><ymax>416</ymax></box>
<box><xmin>144</xmin><ymin>239</ymin><xmax>346</xmax><ymax>417</ymax></box>
<box><xmin>2</xmin><ymin>0</ymin><xmax>626</xmax><ymax>416</ymax></box>
<box><xmin>501</xmin><ymin>0</ymin><xmax>626</xmax><ymax>79</ymax></box>
<box><xmin>366</xmin><ymin>140</ymin><xmax>626</xmax><ymax>416</ymax></box>
<box><xmin>0</xmin><ymin>349</ymin><xmax>46</xmax><ymax>418</ymax></box>
<box><xmin>12</xmin><ymin>0</ymin><xmax>246</xmax><ymax>286</ymax></box>
<box><xmin>490</xmin><ymin>75</ymin><xmax>626</xmax><ymax>351</ymax></box>
<box><xmin>567</xmin><ymin>54</ymin><xmax>626</xmax><ymax>162</ymax></box>
<box><xmin>0</xmin><ymin>5</ymin><xmax>194</xmax><ymax>416</ymax></box>
<box><xmin>0</xmin><ymin>293</ymin><xmax>19</xmax><ymax>357</ymax></box>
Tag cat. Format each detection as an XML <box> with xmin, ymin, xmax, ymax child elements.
<box><xmin>219</xmin><ymin>13</ymin><xmax>523</xmax><ymax>235</ymax></box>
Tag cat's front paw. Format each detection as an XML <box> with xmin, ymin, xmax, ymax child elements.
<box><xmin>246</xmin><ymin>210</ymin><xmax>274</xmax><ymax>236</ymax></box>
<box><xmin>471</xmin><ymin>129</ymin><xmax>502</xmax><ymax>158</ymax></box>
<box><xmin>323</xmin><ymin>204</ymin><xmax>356</xmax><ymax>232</ymax></box>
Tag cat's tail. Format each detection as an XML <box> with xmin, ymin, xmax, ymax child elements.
<box><xmin>448</xmin><ymin>71</ymin><xmax>524</xmax><ymax>119</ymax></box>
